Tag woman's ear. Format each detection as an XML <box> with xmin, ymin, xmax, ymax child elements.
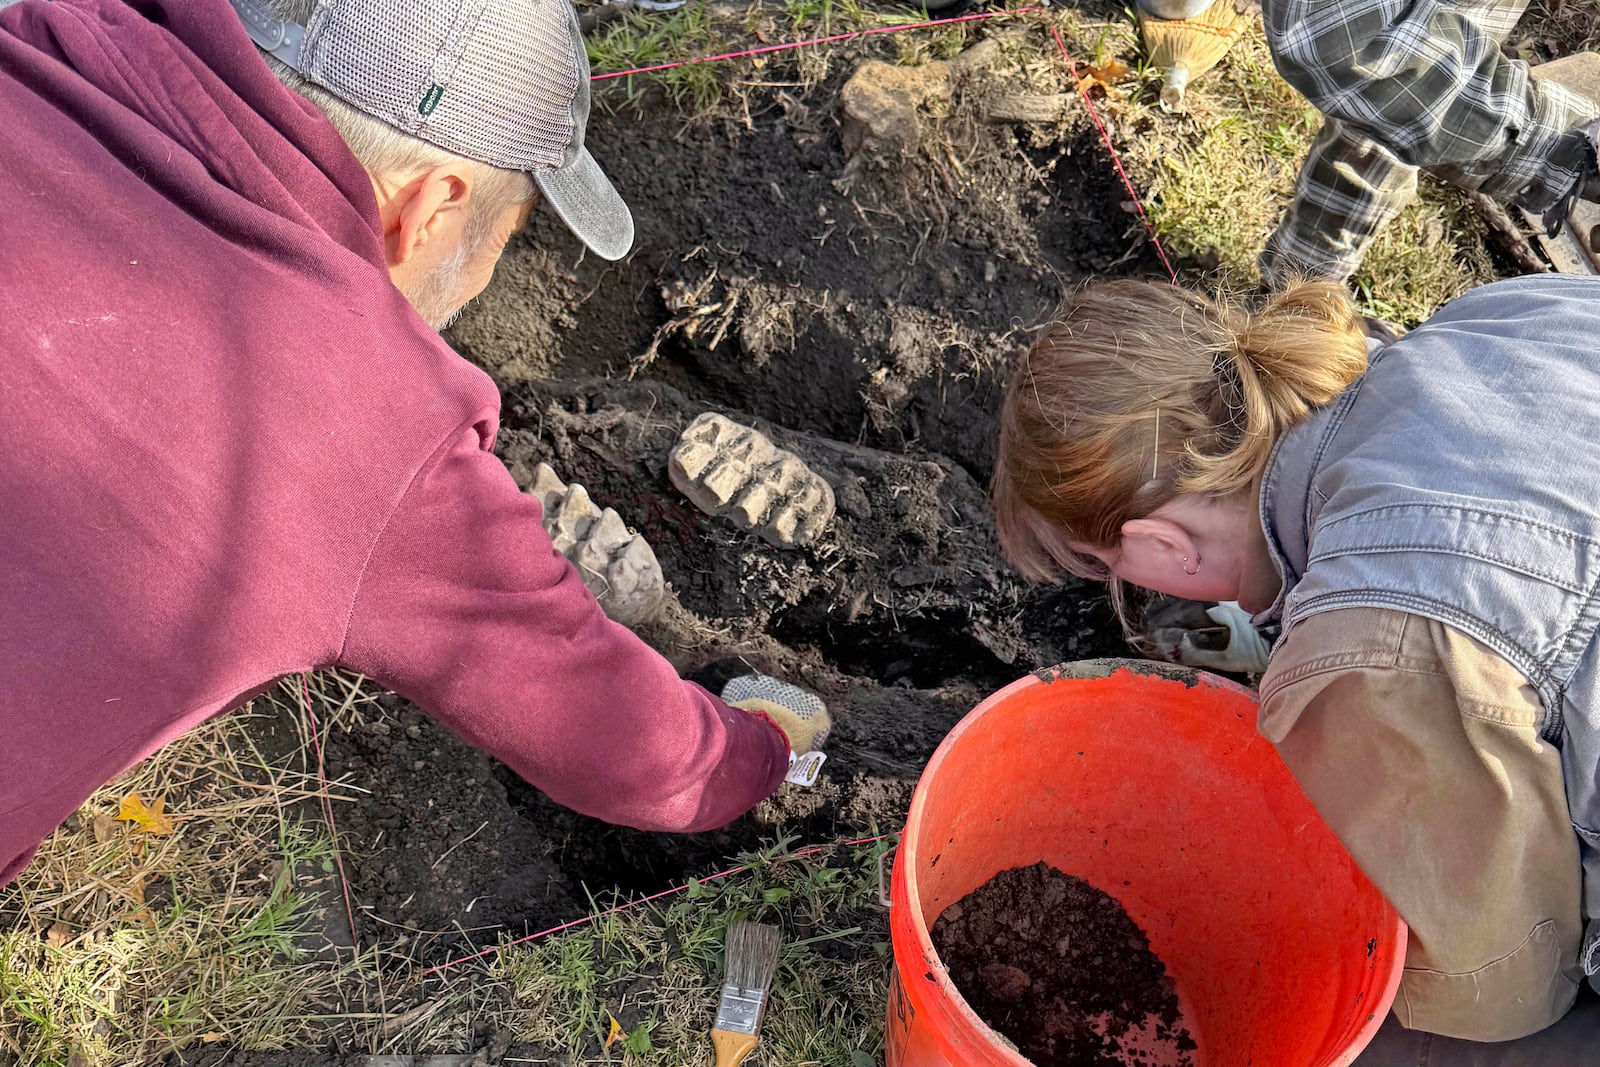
<box><xmin>1120</xmin><ymin>516</ymin><xmax>1198</xmax><ymax>567</ymax></box>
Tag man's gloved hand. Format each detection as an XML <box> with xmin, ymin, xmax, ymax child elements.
<box><xmin>1143</xmin><ymin>597</ymin><xmax>1272</xmax><ymax>675</ymax></box>
<box><xmin>721</xmin><ymin>674</ymin><xmax>831</xmax><ymax>753</ymax></box>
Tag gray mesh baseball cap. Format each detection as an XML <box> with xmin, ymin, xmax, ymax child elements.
<box><xmin>229</xmin><ymin>0</ymin><xmax>633</xmax><ymax>260</ymax></box>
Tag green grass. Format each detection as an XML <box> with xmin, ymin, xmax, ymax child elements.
<box><xmin>1125</xmin><ymin>25</ymin><xmax>1495</xmax><ymax>323</ymax></box>
<box><xmin>495</xmin><ymin>837</ymin><xmax>893</xmax><ymax>1065</ymax></box>
<box><xmin>585</xmin><ymin>3</ymin><xmax>728</xmax><ymax>111</ymax></box>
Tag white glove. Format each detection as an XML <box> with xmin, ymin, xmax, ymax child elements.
<box><xmin>1144</xmin><ymin>598</ymin><xmax>1272</xmax><ymax>674</ymax></box>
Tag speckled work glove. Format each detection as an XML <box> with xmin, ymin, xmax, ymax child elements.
<box><xmin>722</xmin><ymin>674</ymin><xmax>831</xmax><ymax>786</ymax></box>
<box><xmin>1144</xmin><ymin>597</ymin><xmax>1272</xmax><ymax>675</ymax></box>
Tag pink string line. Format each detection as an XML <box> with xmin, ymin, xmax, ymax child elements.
<box><xmin>1049</xmin><ymin>25</ymin><xmax>1178</xmax><ymax>282</ymax></box>
<box><xmin>421</xmin><ymin>832</ymin><xmax>895</xmax><ymax>976</ymax></box>
<box><xmin>301</xmin><ymin>670</ymin><xmax>361</xmax><ymax>955</ymax></box>
<box><xmin>591</xmin><ymin>7</ymin><xmax>1041</xmax><ymax>82</ymax></box>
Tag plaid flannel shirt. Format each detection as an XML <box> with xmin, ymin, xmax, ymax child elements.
<box><xmin>1260</xmin><ymin>0</ymin><xmax>1596</xmax><ymax>283</ymax></box>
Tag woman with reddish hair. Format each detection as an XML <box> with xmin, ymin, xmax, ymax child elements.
<box><xmin>993</xmin><ymin>273</ymin><xmax>1600</xmax><ymax>1062</ymax></box>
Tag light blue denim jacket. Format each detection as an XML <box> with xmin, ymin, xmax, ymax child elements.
<box><xmin>1257</xmin><ymin>274</ymin><xmax>1600</xmax><ymax>991</ymax></box>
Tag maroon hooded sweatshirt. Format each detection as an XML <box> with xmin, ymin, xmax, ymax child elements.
<box><xmin>0</xmin><ymin>0</ymin><xmax>788</xmax><ymax>888</ymax></box>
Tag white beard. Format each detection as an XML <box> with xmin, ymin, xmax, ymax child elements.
<box><xmin>400</xmin><ymin>236</ymin><xmax>476</xmax><ymax>332</ymax></box>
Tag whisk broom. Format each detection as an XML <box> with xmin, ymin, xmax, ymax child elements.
<box><xmin>710</xmin><ymin>921</ymin><xmax>783</xmax><ymax>1066</ymax></box>
<box><xmin>1140</xmin><ymin>0</ymin><xmax>1248</xmax><ymax>111</ymax></box>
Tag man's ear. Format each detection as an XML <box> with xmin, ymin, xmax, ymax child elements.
<box><xmin>1121</xmin><ymin>516</ymin><xmax>1195</xmax><ymax>562</ymax></box>
<box><xmin>388</xmin><ymin>164</ymin><xmax>475</xmax><ymax>267</ymax></box>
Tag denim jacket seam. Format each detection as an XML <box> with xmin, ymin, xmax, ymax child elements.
<box><xmin>1316</xmin><ymin>503</ymin><xmax>1600</xmax><ymax>549</ymax></box>
<box><xmin>1305</xmin><ymin>543</ymin><xmax>1590</xmax><ymax>594</ymax></box>
<box><xmin>1302</xmin><ymin>388</ymin><xmax>1361</xmax><ymax>536</ymax></box>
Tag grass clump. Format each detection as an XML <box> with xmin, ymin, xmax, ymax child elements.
<box><xmin>496</xmin><ymin>836</ymin><xmax>894</xmax><ymax>1066</ymax></box>
<box><xmin>0</xmin><ymin>681</ymin><xmax>369</xmax><ymax>1066</ymax></box>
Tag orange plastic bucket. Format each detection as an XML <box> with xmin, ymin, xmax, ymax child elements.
<box><xmin>886</xmin><ymin>660</ymin><xmax>1405</xmax><ymax>1066</ymax></box>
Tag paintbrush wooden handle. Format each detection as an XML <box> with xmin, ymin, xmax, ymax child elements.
<box><xmin>711</xmin><ymin>1028</ymin><xmax>760</xmax><ymax>1067</ymax></box>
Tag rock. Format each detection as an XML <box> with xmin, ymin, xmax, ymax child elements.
<box><xmin>527</xmin><ymin>463</ymin><xmax>665</xmax><ymax>626</ymax></box>
<box><xmin>668</xmin><ymin>413</ymin><xmax>836</xmax><ymax>548</ymax></box>
<box><xmin>839</xmin><ymin>59</ymin><xmax>950</xmax><ymax>156</ymax></box>
<box><xmin>1531</xmin><ymin>51</ymin><xmax>1600</xmax><ymax>109</ymax></box>
<box><xmin>838</xmin><ymin>40</ymin><xmax>1005</xmax><ymax>157</ymax></box>
<box><xmin>980</xmin><ymin>962</ymin><xmax>1033</xmax><ymax>1000</ymax></box>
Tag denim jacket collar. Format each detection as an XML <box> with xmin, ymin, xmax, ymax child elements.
<box><xmin>1254</xmin><ymin>392</ymin><xmax>1357</xmax><ymax>628</ymax></box>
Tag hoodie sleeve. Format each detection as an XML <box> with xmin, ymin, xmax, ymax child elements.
<box><xmin>335</xmin><ymin>422</ymin><xmax>790</xmax><ymax>833</ymax></box>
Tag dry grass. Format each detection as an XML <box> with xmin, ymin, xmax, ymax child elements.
<box><xmin>493</xmin><ymin>837</ymin><xmax>892</xmax><ymax>1066</ymax></box>
<box><xmin>0</xmin><ymin>675</ymin><xmax>380</xmax><ymax>1066</ymax></box>
<box><xmin>0</xmin><ymin>668</ymin><xmax>892</xmax><ymax>1067</ymax></box>
<box><xmin>1513</xmin><ymin>0</ymin><xmax>1600</xmax><ymax>57</ymax></box>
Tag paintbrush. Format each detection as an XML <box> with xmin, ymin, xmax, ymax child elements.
<box><xmin>1140</xmin><ymin>0</ymin><xmax>1248</xmax><ymax>111</ymax></box>
<box><xmin>710</xmin><ymin>920</ymin><xmax>782</xmax><ymax>1066</ymax></box>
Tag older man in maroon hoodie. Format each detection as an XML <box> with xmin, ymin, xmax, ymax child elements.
<box><xmin>0</xmin><ymin>0</ymin><xmax>828</xmax><ymax>889</ymax></box>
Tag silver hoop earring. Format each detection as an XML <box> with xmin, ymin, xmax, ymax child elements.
<box><xmin>1182</xmin><ymin>555</ymin><xmax>1201</xmax><ymax>576</ymax></box>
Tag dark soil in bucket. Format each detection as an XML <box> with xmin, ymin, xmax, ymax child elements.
<box><xmin>933</xmin><ymin>863</ymin><xmax>1197</xmax><ymax>1067</ymax></box>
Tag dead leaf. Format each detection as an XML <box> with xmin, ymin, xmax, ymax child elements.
<box><xmin>200</xmin><ymin>1031</ymin><xmax>229</xmax><ymax>1043</ymax></box>
<box><xmin>125</xmin><ymin>870</ymin><xmax>148</xmax><ymax>907</ymax></box>
<box><xmin>45</xmin><ymin>921</ymin><xmax>73</xmax><ymax>947</ymax></box>
<box><xmin>91</xmin><ymin>813</ymin><xmax>119</xmax><ymax>844</ymax></box>
<box><xmin>603</xmin><ymin>1012</ymin><xmax>626</xmax><ymax>1051</ymax></box>
<box><xmin>1077</xmin><ymin>58</ymin><xmax>1131</xmax><ymax>99</ymax></box>
<box><xmin>116</xmin><ymin>792</ymin><xmax>174</xmax><ymax>835</ymax></box>
<box><xmin>1085</xmin><ymin>58</ymin><xmax>1130</xmax><ymax>85</ymax></box>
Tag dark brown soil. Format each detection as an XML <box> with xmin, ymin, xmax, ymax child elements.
<box><xmin>296</xmin><ymin>17</ymin><xmax>1143</xmax><ymax>966</ymax></box>
<box><xmin>933</xmin><ymin>863</ymin><xmax>1196</xmax><ymax>1067</ymax></box>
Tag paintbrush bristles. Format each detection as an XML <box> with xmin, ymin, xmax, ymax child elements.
<box><xmin>724</xmin><ymin>920</ymin><xmax>782</xmax><ymax>993</ymax></box>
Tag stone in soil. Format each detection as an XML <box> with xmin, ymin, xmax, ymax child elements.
<box><xmin>933</xmin><ymin>862</ymin><xmax>1196</xmax><ymax>1066</ymax></box>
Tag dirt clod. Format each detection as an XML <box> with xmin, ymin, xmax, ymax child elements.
<box><xmin>933</xmin><ymin>863</ymin><xmax>1196</xmax><ymax>1066</ymax></box>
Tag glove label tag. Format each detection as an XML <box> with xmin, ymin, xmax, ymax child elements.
<box><xmin>785</xmin><ymin>750</ymin><xmax>826</xmax><ymax>787</ymax></box>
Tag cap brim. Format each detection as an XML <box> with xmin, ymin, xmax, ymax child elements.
<box><xmin>534</xmin><ymin>148</ymin><xmax>634</xmax><ymax>261</ymax></box>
